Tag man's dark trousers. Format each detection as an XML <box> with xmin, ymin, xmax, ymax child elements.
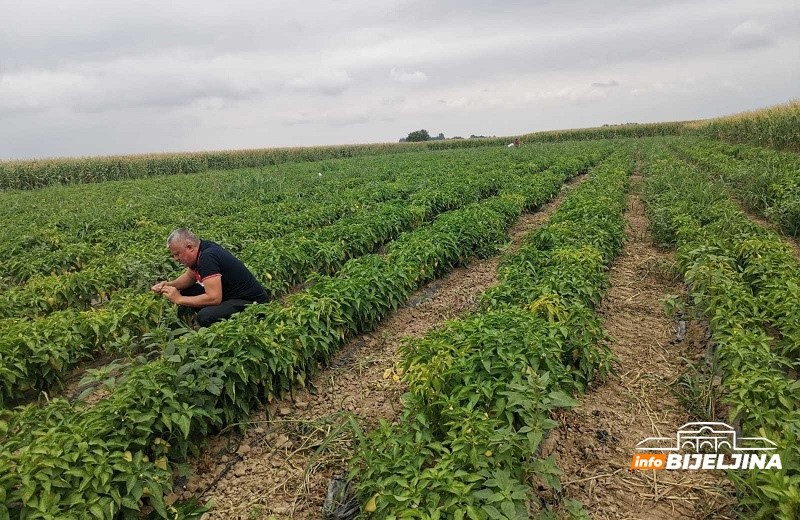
<box><xmin>179</xmin><ymin>284</ymin><xmax>253</xmax><ymax>327</ymax></box>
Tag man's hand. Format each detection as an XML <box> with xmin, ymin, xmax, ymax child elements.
<box><xmin>159</xmin><ymin>285</ymin><xmax>181</xmax><ymax>304</ymax></box>
<box><xmin>151</xmin><ymin>281</ymin><xmax>166</xmax><ymax>293</ymax></box>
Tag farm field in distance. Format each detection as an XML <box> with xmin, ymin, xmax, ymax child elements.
<box><xmin>1</xmin><ymin>102</ymin><xmax>799</xmax><ymax>519</ymax></box>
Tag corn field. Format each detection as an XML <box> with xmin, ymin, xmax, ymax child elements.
<box><xmin>686</xmin><ymin>99</ymin><xmax>800</xmax><ymax>153</ymax></box>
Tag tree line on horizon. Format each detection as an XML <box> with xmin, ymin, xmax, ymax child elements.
<box><xmin>399</xmin><ymin>129</ymin><xmax>495</xmax><ymax>142</ymax></box>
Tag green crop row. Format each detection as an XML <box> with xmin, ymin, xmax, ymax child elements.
<box><xmin>1</xmin><ymin>160</ymin><xmax>328</xmax><ymax>258</ymax></box>
<box><xmin>0</xmin><ymin>173</ymin><xmax>467</xmax><ymax>313</ymax></box>
<box><xmin>0</xmin><ymin>145</ymin><xmax>572</xmax><ymax>311</ymax></box>
<box><xmin>0</xmin><ymin>291</ymin><xmax>180</xmax><ymax>408</ymax></box>
<box><xmin>1</xmin><ymin>199</ymin><xmax>352</xmax><ymax>284</ymax></box>
<box><xmin>0</xmin><ymin>198</ymin><xmax>408</xmax><ymax>318</ymax></box>
<box><xmin>0</xmin><ymin>169</ymin><xmax>509</xmax><ymax>407</ymax></box>
<box><xmin>0</xmin><ymin>146</ymin><xmax>607</xmax><ymax>409</ymax></box>
<box><xmin>0</xmin><ymin>162</ymin><xmax>418</xmax><ymax>285</ymax></box>
<box><xmin>641</xmin><ymin>145</ymin><xmax>800</xmax><ymax>520</ymax></box>
<box><xmin>350</xmin><ymin>152</ymin><xmax>631</xmax><ymax>518</ymax></box>
<box><xmin>0</xmin><ymin>149</ymin><xmax>606</xmax><ymax>519</ymax></box>
<box><xmin>0</xmin><ymin>203</ymin><xmax>533</xmax><ymax>516</ymax></box>
<box><xmin>671</xmin><ymin>137</ymin><xmax>800</xmax><ymax>237</ymax></box>
<box><xmin>0</xmin><ymin>146</ymin><xmax>498</xmax><ymax>276</ymax></box>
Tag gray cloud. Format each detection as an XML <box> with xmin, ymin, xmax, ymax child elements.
<box><xmin>592</xmin><ymin>80</ymin><xmax>620</xmax><ymax>89</ymax></box>
<box><xmin>281</xmin><ymin>112</ymin><xmax>315</xmax><ymax>126</ymax></box>
<box><xmin>0</xmin><ymin>52</ymin><xmax>267</xmax><ymax>117</ymax></box>
<box><xmin>390</xmin><ymin>68</ymin><xmax>428</xmax><ymax>84</ymax></box>
<box><xmin>286</xmin><ymin>69</ymin><xmax>354</xmax><ymax>96</ymax></box>
<box><xmin>0</xmin><ymin>0</ymin><xmax>798</xmax><ymax>159</ymax></box>
<box><xmin>730</xmin><ymin>20</ymin><xmax>774</xmax><ymax>49</ymax></box>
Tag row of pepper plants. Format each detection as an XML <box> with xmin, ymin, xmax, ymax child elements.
<box><xmin>0</xmin><ymin>146</ymin><xmax>588</xmax><ymax>407</ymax></box>
<box><xmin>0</xmin><ymin>165</ymin><xmax>520</xmax><ymax>407</ymax></box>
<box><xmin>0</xmin><ymin>151</ymin><xmax>410</xmax><ymax>283</ymax></box>
<box><xmin>0</xmin><ymin>145</ymin><xmax>573</xmax><ymax>313</ymax></box>
<box><xmin>671</xmin><ymin>136</ymin><xmax>800</xmax><ymax>237</ymax></box>
<box><xmin>641</xmin><ymin>144</ymin><xmax>800</xmax><ymax>519</ymax></box>
<box><xmin>0</xmin><ymin>148</ymin><xmax>587</xmax><ymax>407</ymax></box>
<box><xmin>0</xmin><ymin>159</ymin><xmax>354</xmax><ymax>273</ymax></box>
<box><xmin>0</xmin><ymin>146</ymin><xmax>610</xmax><ymax>518</ymax></box>
<box><xmin>0</xmin><ymin>145</ymin><xmax>562</xmax><ymax>283</ymax></box>
<box><xmin>349</xmin><ymin>151</ymin><xmax>632</xmax><ymax>518</ymax></box>
<box><xmin>0</xmin><ymin>194</ymin><xmax>415</xmax><ymax>405</ymax></box>
<box><xmin>0</xmin><ymin>143</ymin><xmax>466</xmax><ymax>245</ymax></box>
<box><xmin>0</xmin><ymin>170</ymin><xmax>426</xmax><ymax>312</ymax></box>
<box><xmin>1</xmin><ymin>198</ymin><xmax>353</xmax><ymax>285</ymax></box>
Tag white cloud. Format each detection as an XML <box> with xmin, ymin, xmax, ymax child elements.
<box><xmin>720</xmin><ymin>80</ymin><xmax>745</xmax><ymax>92</ymax></box>
<box><xmin>286</xmin><ymin>68</ymin><xmax>354</xmax><ymax>96</ymax></box>
<box><xmin>0</xmin><ymin>70</ymin><xmax>90</xmax><ymax>114</ymax></box>
<box><xmin>730</xmin><ymin>20</ymin><xmax>773</xmax><ymax>49</ymax></box>
<box><xmin>0</xmin><ymin>51</ymin><xmax>269</xmax><ymax>116</ymax></box>
<box><xmin>280</xmin><ymin>103</ymin><xmax>373</xmax><ymax>128</ymax></box>
<box><xmin>281</xmin><ymin>111</ymin><xmax>315</xmax><ymax>126</ymax></box>
<box><xmin>389</xmin><ymin>68</ymin><xmax>428</xmax><ymax>83</ymax></box>
<box><xmin>591</xmin><ymin>80</ymin><xmax>619</xmax><ymax>89</ymax></box>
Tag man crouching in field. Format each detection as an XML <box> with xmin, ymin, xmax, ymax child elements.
<box><xmin>151</xmin><ymin>228</ymin><xmax>268</xmax><ymax>327</ymax></box>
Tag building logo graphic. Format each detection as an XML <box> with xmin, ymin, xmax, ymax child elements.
<box><xmin>630</xmin><ymin>422</ymin><xmax>782</xmax><ymax>471</ymax></box>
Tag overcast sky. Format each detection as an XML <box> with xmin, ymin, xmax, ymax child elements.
<box><xmin>1</xmin><ymin>0</ymin><xmax>798</xmax><ymax>160</ymax></box>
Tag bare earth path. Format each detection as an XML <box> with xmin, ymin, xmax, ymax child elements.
<box><xmin>176</xmin><ymin>175</ymin><xmax>589</xmax><ymax>519</ymax></box>
<box><xmin>540</xmin><ymin>173</ymin><xmax>737</xmax><ymax>519</ymax></box>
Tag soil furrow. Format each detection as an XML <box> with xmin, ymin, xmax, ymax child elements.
<box><xmin>174</xmin><ymin>174</ymin><xmax>589</xmax><ymax>519</ymax></box>
<box><xmin>540</xmin><ymin>173</ymin><xmax>736</xmax><ymax>519</ymax></box>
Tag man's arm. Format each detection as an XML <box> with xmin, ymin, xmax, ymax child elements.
<box><xmin>151</xmin><ymin>270</ymin><xmax>196</xmax><ymax>293</ymax></box>
<box><xmin>162</xmin><ymin>276</ymin><xmax>223</xmax><ymax>308</ymax></box>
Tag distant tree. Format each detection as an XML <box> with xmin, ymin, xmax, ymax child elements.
<box><xmin>405</xmin><ymin>129</ymin><xmax>431</xmax><ymax>142</ymax></box>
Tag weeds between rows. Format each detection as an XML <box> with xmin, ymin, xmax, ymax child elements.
<box><xmin>350</xmin><ymin>150</ymin><xmax>632</xmax><ymax>518</ymax></box>
<box><xmin>641</xmin><ymin>143</ymin><xmax>800</xmax><ymax>519</ymax></box>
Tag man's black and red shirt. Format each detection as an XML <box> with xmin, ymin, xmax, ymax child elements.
<box><xmin>190</xmin><ymin>240</ymin><xmax>268</xmax><ymax>303</ymax></box>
